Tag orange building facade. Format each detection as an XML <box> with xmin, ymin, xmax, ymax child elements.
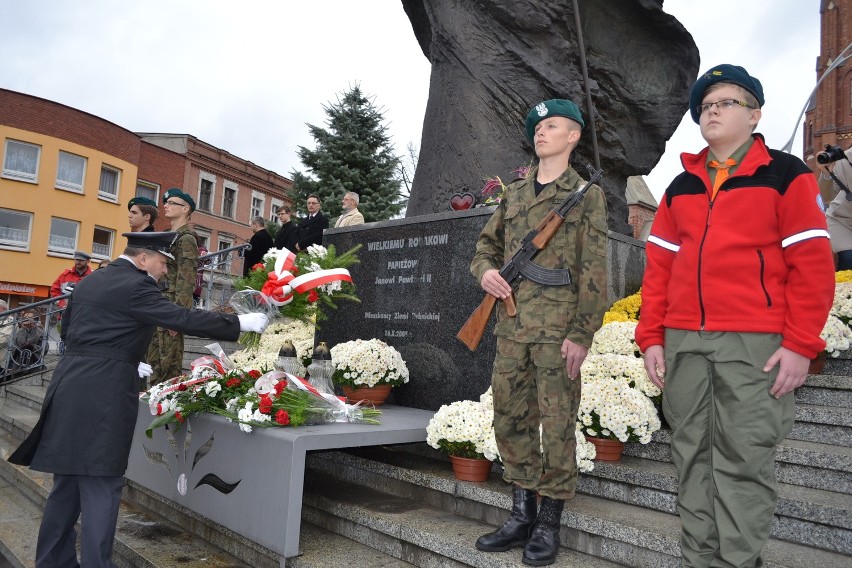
<box><xmin>0</xmin><ymin>89</ymin><xmax>292</xmax><ymax>308</ymax></box>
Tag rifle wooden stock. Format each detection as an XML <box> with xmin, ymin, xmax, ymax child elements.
<box><xmin>456</xmin><ymin>293</ymin><xmax>516</xmax><ymax>351</ymax></box>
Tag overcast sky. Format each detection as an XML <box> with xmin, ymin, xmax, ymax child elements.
<box><xmin>2</xmin><ymin>1</ymin><xmax>821</xmax><ymax>204</ymax></box>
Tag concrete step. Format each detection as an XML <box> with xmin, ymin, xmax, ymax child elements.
<box><xmin>312</xmin><ymin>446</ymin><xmax>852</xmax><ymax>556</ymax></box>
<box><xmin>303</xmin><ymin>462</ymin><xmax>851</xmax><ymax>568</ymax></box>
<box><xmin>0</xmin><ymin>398</ymin><xmax>39</xmax><ymax>441</ymax></box>
<box><xmin>797</xmin><ymin>375</ymin><xmax>852</xmax><ymax>408</ymax></box>
<box><xmin>302</xmin><ymin>469</ymin><xmax>625</xmax><ymax>568</ymax></box>
<box><xmin>2</xmin><ymin>385</ymin><xmax>45</xmax><ymax>413</ymax></box>
<box><xmin>790</xmin><ymin>404</ymin><xmax>852</xmax><ymax>447</ymax></box>
<box><xmin>0</xmin><ymin>431</ymin><xmax>256</xmax><ymax>568</ymax></box>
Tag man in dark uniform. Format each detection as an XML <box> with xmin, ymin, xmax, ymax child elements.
<box><xmin>293</xmin><ymin>193</ymin><xmax>329</xmax><ymax>251</ymax></box>
<box><xmin>243</xmin><ymin>215</ymin><xmax>274</xmax><ymax>276</ymax></box>
<box><xmin>274</xmin><ymin>204</ymin><xmax>298</xmax><ymax>252</ymax></box>
<box><xmin>9</xmin><ymin>231</ymin><xmax>269</xmax><ymax>568</ymax></box>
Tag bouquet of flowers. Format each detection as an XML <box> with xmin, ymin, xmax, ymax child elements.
<box><xmin>330</xmin><ymin>338</ymin><xmax>409</xmax><ymax>388</ymax></box>
<box><xmin>821</xmin><ymin>314</ymin><xmax>852</xmax><ymax>357</ymax></box>
<box><xmin>426</xmin><ymin>395</ymin><xmax>499</xmax><ymax>461</ymax></box>
<box><xmin>602</xmin><ymin>289</ymin><xmax>641</xmax><ymax>325</ymax></box>
<box><xmin>229</xmin><ymin>318</ymin><xmax>316</xmax><ymax>374</ymax></box>
<box><xmin>232</xmin><ymin>244</ymin><xmax>361</xmax><ymax>348</ymax></box>
<box><xmin>142</xmin><ymin>343</ymin><xmax>381</xmax><ymax>437</ymax></box>
<box><xmin>479</xmin><ymin>165</ymin><xmax>531</xmax><ymax>206</ymax></box>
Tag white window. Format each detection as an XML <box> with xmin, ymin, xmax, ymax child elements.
<box><xmin>198</xmin><ymin>172</ymin><xmax>216</xmax><ymax>212</ymax></box>
<box><xmin>195</xmin><ymin>230</ymin><xmax>210</xmax><ymax>251</ymax></box>
<box><xmin>56</xmin><ymin>151</ymin><xmax>87</xmax><ymax>192</ymax></box>
<box><xmin>92</xmin><ymin>226</ymin><xmax>114</xmax><ymax>259</ymax></box>
<box><xmin>269</xmin><ymin>198</ymin><xmax>283</xmax><ymax>223</ymax></box>
<box><xmin>251</xmin><ymin>191</ymin><xmax>265</xmax><ymax>219</ymax></box>
<box><xmin>135</xmin><ymin>180</ymin><xmax>159</xmax><ymax>203</ymax></box>
<box><xmin>0</xmin><ymin>209</ymin><xmax>33</xmax><ymax>250</ymax></box>
<box><xmin>98</xmin><ymin>165</ymin><xmax>120</xmax><ymax>201</ymax></box>
<box><xmin>2</xmin><ymin>140</ymin><xmax>40</xmax><ymax>183</ymax></box>
<box><xmin>49</xmin><ymin>218</ymin><xmax>80</xmax><ymax>255</ymax></box>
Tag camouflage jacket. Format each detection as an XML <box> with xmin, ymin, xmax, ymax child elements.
<box><xmin>161</xmin><ymin>224</ymin><xmax>198</xmax><ymax>308</ymax></box>
<box><xmin>470</xmin><ymin>166</ymin><xmax>608</xmax><ymax>347</ymax></box>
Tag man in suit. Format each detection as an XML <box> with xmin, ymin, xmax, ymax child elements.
<box><xmin>8</xmin><ymin>231</ymin><xmax>269</xmax><ymax>568</ymax></box>
<box><xmin>334</xmin><ymin>191</ymin><xmax>365</xmax><ymax>227</ymax></box>
<box><xmin>274</xmin><ymin>205</ymin><xmax>298</xmax><ymax>252</ymax></box>
<box><xmin>243</xmin><ymin>215</ymin><xmax>274</xmax><ymax>276</ymax></box>
<box><xmin>294</xmin><ymin>194</ymin><xmax>329</xmax><ymax>251</ymax></box>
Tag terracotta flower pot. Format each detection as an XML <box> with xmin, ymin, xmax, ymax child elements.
<box><xmin>586</xmin><ymin>435</ymin><xmax>625</xmax><ymax>461</ymax></box>
<box><xmin>808</xmin><ymin>351</ymin><xmax>826</xmax><ymax>375</ymax></box>
<box><xmin>341</xmin><ymin>384</ymin><xmax>392</xmax><ymax>406</ymax></box>
<box><xmin>449</xmin><ymin>455</ymin><xmax>492</xmax><ymax>481</ymax></box>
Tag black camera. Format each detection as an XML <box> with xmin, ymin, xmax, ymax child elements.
<box><xmin>816</xmin><ymin>144</ymin><xmax>848</xmax><ymax>164</ymax></box>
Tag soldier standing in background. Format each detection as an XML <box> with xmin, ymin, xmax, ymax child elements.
<box><xmin>470</xmin><ymin>99</ymin><xmax>608</xmax><ymax>566</ymax></box>
<box><xmin>146</xmin><ymin>188</ymin><xmax>199</xmax><ymax>386</ymax></box>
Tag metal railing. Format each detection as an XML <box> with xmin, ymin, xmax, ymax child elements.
<box><xmin>196</xmin><ymin>243</ymin><xmax>252</xmax><ymax>310</ymax></box>
<box><xmin>0</xmin><ymin>294</ymin><xmax>68</xmax><ymax>386</ymax></box>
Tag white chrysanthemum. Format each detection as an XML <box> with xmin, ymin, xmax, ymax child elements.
<box><xmin>203</xmin><ymin>380</ymin><xmax>222</xmax><ymax>397</ymax></box>
<box><xmin>330</xmin><ymin>339</ymin><xmax>409</xmax><ymax>387</ymax></box>
<box><xmin>230</xmin><ymin>318</ymin><xmax>315</xmax><ymax>374</ymax></box>
<box><xmin>426</xmin><ymin>397</ymin><xmax>499</xmax><ymax>461</ymax></box>
<box><xmin>577</xmin><ymin>367</ymin><xmax>661</xmax><ymax>444</ymax></box>
<box><xmin>590</xmin><ymin>321</ymin><xmax>640</xmax><ymax>357</ymax></box>
<box><xmin>822</xmin><ymin>314</ymin><xmax>852</xmax><ymax>357</ymax></box>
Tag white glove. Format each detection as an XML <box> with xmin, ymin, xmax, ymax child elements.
<box><xmin>238</xmin><ymin>313</ymin><xmax>269</xmax><ymax>333</ymax></box>
<box><xmin>138</xmin><ymin>362</ymin><xmax>153</xmax><ymax>379</ymax></box>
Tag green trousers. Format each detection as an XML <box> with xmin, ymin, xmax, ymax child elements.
<box><xmin>491</xmin><ymin>337</ymin><xmax>581</xmax><ymax>499</ymax></box>
<box><xmin>146</xmin><ymin>327</ymin><xmax>185</xmax><ymax>387</ymax></box>
<box><xmin>663</xmin><ymin>329</ymin><xmax>795</xmax><ymax>568</ymax></box>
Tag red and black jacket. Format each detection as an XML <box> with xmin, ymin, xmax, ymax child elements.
<box><xmin>635</xmin><ymin>135</ymin><xmax>834</xmax><ymax>359</ymax></box>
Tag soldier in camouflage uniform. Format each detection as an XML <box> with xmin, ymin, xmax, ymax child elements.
<box><xmin>146</xmin><ymin>188</ymin><xmax>199</xmax><ymax>386</ymax></box>
<box><xmin>471</xmin><ymin>99</ymin><xmax>608</xmax><ymax>566</ymax></box>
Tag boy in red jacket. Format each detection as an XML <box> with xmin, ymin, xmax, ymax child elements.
<box><xmin>635</xmin><ymin>64</ymin><xmax>834</xmax><ymax>567</ymax></box>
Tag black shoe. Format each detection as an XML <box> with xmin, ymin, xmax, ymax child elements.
<box><xmin>522</xmin><ymin>497</ymin><xmax>564</xmax><ymax>566</ymax></box>
<box><xmin>475</xmin><ymin>485</ymin><xmax>537</xmax><ymax>552</ymax></box>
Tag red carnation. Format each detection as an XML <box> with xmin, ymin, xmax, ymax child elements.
<box><xmin>308</xmin><ymin>289</ymin><xmax>319</xmax><ymax>303</ymax></box>
<box><xmin>274</xmin><ymin>380</ymin><xmax>287</xmax><ymax>395</ymax></box>
<box><xmin>226</xmin><ymin>378</ymin><xmax>241</xmax><ymax>388</ymax></box>
<box><xmin>275</xmin><ymin>409</ymin><xmax>290</xmax><ymax>426</ymax></box>
<box><xmin>259</xmin><ymin>395</ymin><xmax>273</xmax><ymax>414</ymax></box>
<box><xmin>252</xmin><ymin>262</ymin><xmax>265</xmax><ymax>271</ymax></box>
<box><xmin>177</xmin><ymin>383</ymin><xmax>188</xmax><ymax>391</ymax></box>
<box><xmin>248</xmin><ymin>369</ymin><xmax>262</xmax><ymax>379</ymax></box>
<box><xmin>175</xmin><ymin>410</ymin><xmax>184</xmax><ymax>423</ymax></box>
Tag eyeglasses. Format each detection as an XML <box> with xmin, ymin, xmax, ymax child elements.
<box><xmin>697</xmin><ymin>99</ymin><xmax>753</xmax><ymax>115</ymax></box>
<box><xmin>165</xmin><ymin>199</ymin><xmax>187</xmax><ymax>207</ymax></box>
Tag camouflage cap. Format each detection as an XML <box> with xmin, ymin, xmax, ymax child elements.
<box><xmin>525</xmin><ymin>99</ymin><xmax>585</xmax><ymax>142</ymax></box>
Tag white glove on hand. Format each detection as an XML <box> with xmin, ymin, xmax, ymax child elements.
<box><xmin>238</xmin><ymin>313</ymin><xmax>269</xmax><ymax>333</ymax></box>
<box><xmin>137</xmin><ymin>362</ymin><xmax>153</xmax><ymax>379</ymax></box>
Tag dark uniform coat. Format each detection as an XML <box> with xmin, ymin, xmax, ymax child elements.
<box><xmin>274</xmin><ymin>220</ymin><xmax>298</xmax><ymax>252</ymax></box>
<box><xmin>243</xmin><ymin>228</ymin><xmax>274</xmax><ymax>275</ymax></box>
<box><xmin>294</xmin><ymin>212</ymin><xmax>329</xmax><ymax>250</ymax></box>
<box><xmin>9</xmin><ymin>257</ymin><xmax>241</xmax><ymax>476</ymax></box>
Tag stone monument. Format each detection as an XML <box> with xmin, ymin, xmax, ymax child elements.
<box><xmin>401</xmin><ymin>0</ymin><xmax>699</xmax><ymax>233</ymax></box>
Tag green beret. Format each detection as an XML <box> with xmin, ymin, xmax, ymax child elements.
<box><xmin>123</xmin><ymin>231</ymin><xmax>177</xmax><ymax>260</ymax></box>
<box><xmin>525</xmin><ymin>99</ymin><xmax>584</xmax><ymax>142</ymax></box>
<box><xmin>163</xmin><ymin>187</ymin><xmax>196</xmax><ymax>213</ymax></box>
<box><xmin>128</xmin><ymin>196</ymin><xmax>158</xmax><ymax>210</ymax></box>
<box><xmin>689</xmin><ymin>64</ymin><xmax>764</xmax><ymax>124</ymax></box>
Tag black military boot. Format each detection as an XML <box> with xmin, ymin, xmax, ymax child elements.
<box><xmin>475</xmin><ymin>485</ymin><xmax>537</xmax><ymax>552</ymax></box>
<box><xmin>522</xmin><ymin>496</ymin><xmax>564</xmax><ymax>566</ymax></box>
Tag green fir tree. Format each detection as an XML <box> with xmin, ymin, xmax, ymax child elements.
<box><xmin>290</xmin><ymin>85</ymin><xmax>403</xmax><ymax>222</ymax></box>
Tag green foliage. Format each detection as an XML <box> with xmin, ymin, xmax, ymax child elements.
<box><xmin>437</xmin><ymin>440</ymin><xmax>485</xmax><ymax>460</ymax></box>
<box><xmin>289</xmin><ymin>85</ymin><xmax>404</xmax><ymax>222</ymax></box>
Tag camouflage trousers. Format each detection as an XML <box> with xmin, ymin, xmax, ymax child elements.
<box><xmin>491</xmin><ymin>337</ymin><xmax>582</xmax><ymax>499</ymax></box>
<box><xmin>146</xmin><ymin>327</ymin><xmax>185</xmax><ymax>387</ymax></box>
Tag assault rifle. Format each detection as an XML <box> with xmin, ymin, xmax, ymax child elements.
<box><xmin>456</xmin><ymin>169</ymin><xmax>603</xmax><ymax>351</ymax></box>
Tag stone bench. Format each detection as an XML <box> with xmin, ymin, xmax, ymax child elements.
<box><xmin>126</xmin><ymin>401</ymin><xmax>434</xmax><ymax>562</ymax></box>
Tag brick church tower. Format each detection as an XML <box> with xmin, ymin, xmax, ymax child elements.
<box><xmin>803</xmin><ymin>0</ymin><xmax>851</xmax><ymax>172</ymax></box>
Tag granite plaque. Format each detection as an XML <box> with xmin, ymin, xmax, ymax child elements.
<box><xmin>322</xmin><ymin>208</ymin><xmax>646</xmax><ymax>411</ymax></box>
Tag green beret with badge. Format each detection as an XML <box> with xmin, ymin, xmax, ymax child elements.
<box><xmin>688</xmin><ymin>64</ymin><xmax>764</xmax><ymax>124</ymax></box>
<box><xmin>162</xmin><ymin>188</ymin><xmax>196</xmax><ymax>213</ymax></box>
<box><xmin>127</xmin><ymin>196</ymin><xmax>158</xmax><ymax>210</ymax></box>
<box><xmin>525</xmin><ymin>99</ymin><xmax>585</xmax><ymax>142</ymax></box>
